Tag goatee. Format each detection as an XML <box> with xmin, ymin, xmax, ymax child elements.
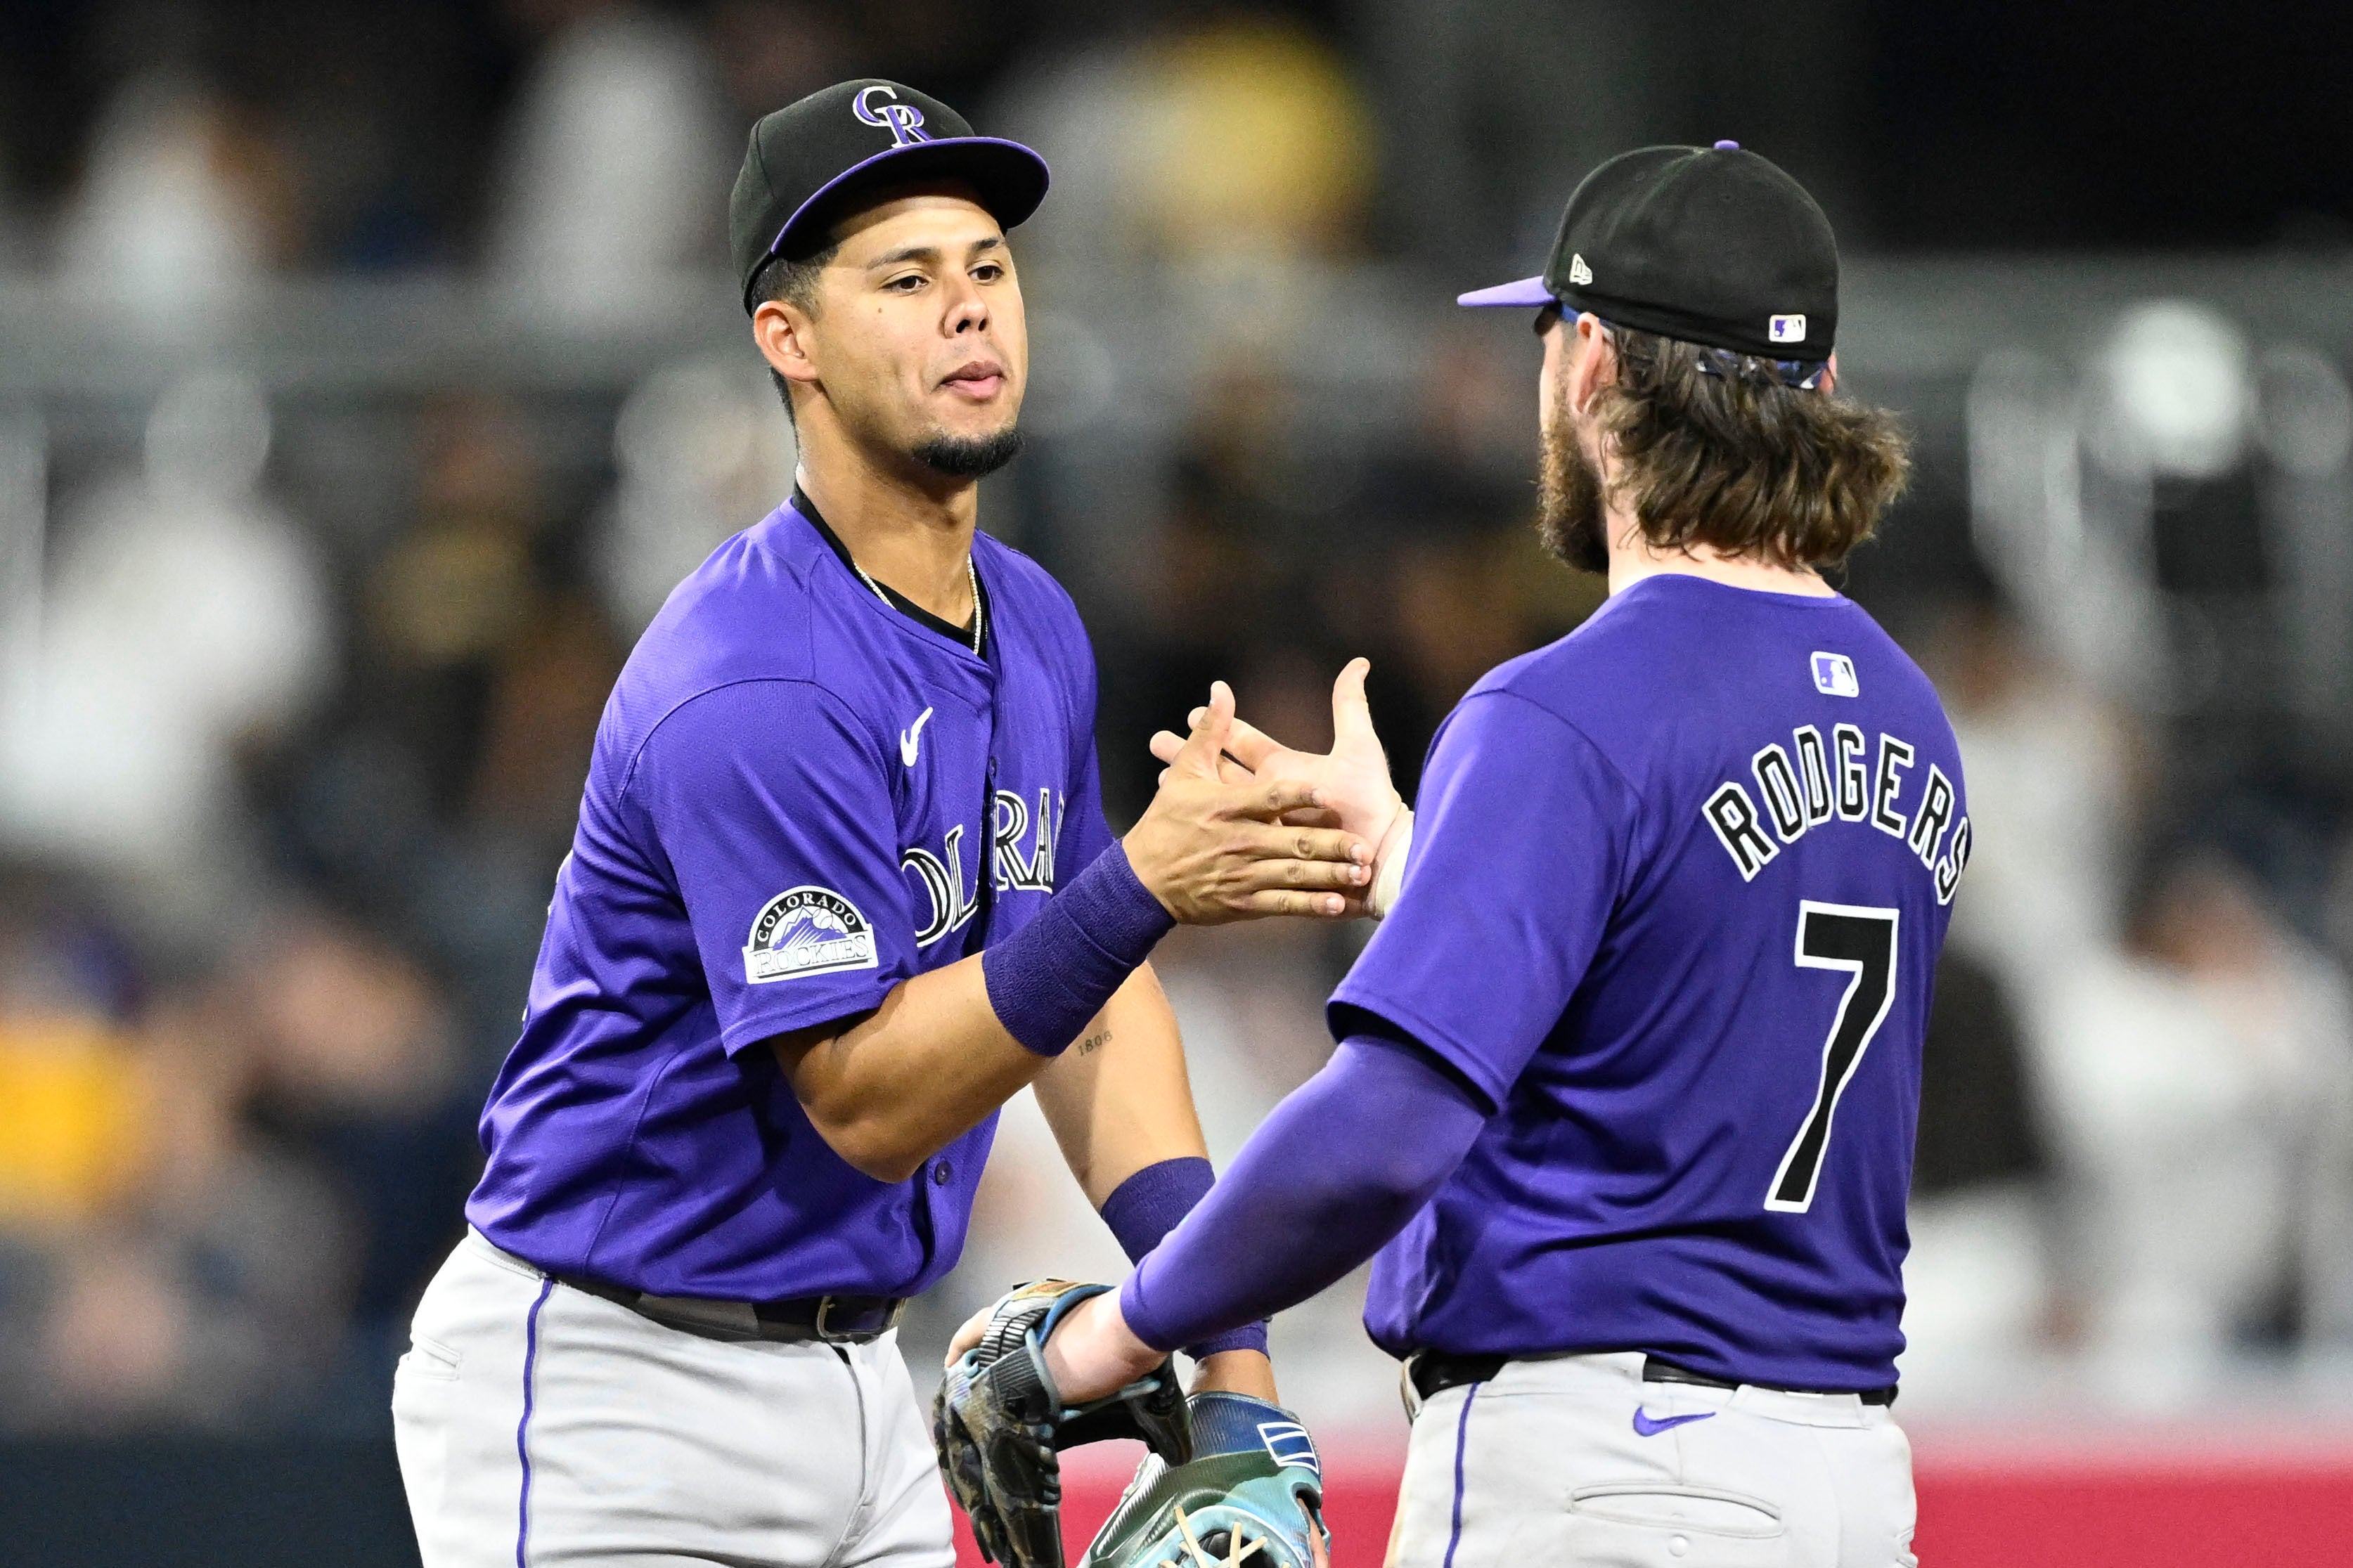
<box><xmin>914</xmin><ymin>425</ymin><xmax>1025</xmax><ymax>479</ymax></box>
<box><xmin>1537</xmin><ymin>419</ymin><xmax>1611</xmax><ymax>574</ymax></box>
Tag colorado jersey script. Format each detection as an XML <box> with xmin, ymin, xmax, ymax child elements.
<box><xmin>467</xmin><ymin>492</ymin><xmax>1115</xmax><ymax>1300</ymax></box>
<box><xmin>1334</xmin><ymin>575</ymin><xmax>1967</xmax><ymax>1389</ymax></box>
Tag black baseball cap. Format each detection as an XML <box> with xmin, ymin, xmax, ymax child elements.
<box><xmin>1459</xmin><ymin>141</ymin><xmax>1838</xmax><ymax>361</ymax></box>
<box><xmin>730</xmin><ymin>79</ymin><xmax>1050</xmax><ymax>314</ymax></box>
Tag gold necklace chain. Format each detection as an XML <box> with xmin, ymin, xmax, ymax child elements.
<box><xmin>851</xmin><ymin>552</ymin><xmax>982</xmax><ymax>655</ymax></box>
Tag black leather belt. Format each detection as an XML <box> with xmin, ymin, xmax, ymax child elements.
<box><xmin>553</xmin><ymin>1271</ymin><xmax>908</xmax><ymax>1345</ymax></box>
<box><xmin>1407</xmin><ymin>1349</ymin><xmax>1895</xmax><ymax>1407</ymax></box>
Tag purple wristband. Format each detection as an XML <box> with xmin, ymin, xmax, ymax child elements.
<box><xmin>1101</xmin><ymin>1158</ymin><xmax>1270</xmax><ymax>1361</ymax></box>
<box><xmin>982</xmin><ymin>843</ymin><xmax>1174</xmax><ymax>1057</ymax></box>
<box><xmin>1119</xmin><ymin>1031</ymin><xmax>1489</xmax><ymax>1354</ymax></box>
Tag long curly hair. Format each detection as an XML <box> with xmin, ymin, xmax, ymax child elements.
<box><xmin>1590</xmin><ymin>327</ymin><xmax>1913</xmax><ymax>571</ymax></box>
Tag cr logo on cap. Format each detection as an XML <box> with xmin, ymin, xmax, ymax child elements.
<box><xmin>853</xmin><ymin>84</ymin><xmax>931</xmax><ymax>147</ymax></box>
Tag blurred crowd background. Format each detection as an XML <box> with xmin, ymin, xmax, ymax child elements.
<box><xmin>6</xmin><ymin>0</ymin><xmax>2353</xmax><ymax>1472</ymax></box>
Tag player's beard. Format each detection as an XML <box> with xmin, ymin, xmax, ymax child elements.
<box><xmin>1536</xmin><ymin>415</ymin><xmax>1611</xmax><ymax>575</ymax></box>
<box><xmin>913</xmin><ymin>423</ymin><xmax>1024</xmax><ymax>479</ymax></box>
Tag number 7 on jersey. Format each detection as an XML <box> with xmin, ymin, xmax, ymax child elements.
<box><xmin>1765</xmin><ymin>901</ymin><xmax>1900</xmax><ymax>1213</ymax></box>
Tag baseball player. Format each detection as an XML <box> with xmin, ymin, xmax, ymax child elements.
<box><xmin>390</xmin><ymin>80</ymin><xmax>1369</xmax><ymax>1568</ymax></box>
<box><xmin>989</xmin><ymin>144</ymin><xmax>1966</xmax><ymax>1567</ymax></box>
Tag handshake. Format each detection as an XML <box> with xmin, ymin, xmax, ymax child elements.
<box><xmin>933</xmin><ymin>1281</ymin><xmax>1330</xmax><ymax>1568</ymax></box>
<box><xmin>1123</xmin><ymin>659</ymin><xmax>1415</xmax><ymax>927</ymax></box>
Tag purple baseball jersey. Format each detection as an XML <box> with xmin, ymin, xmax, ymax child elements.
<box><xmin>1334</xmin><ymin>576</ymin><xmax>1968</xmax><ymax>1389</ymax></box>
<box><xmin>465</xmin><ymin>491</ymin><xmax>1114</xmax><ymax>1300</ymax></box>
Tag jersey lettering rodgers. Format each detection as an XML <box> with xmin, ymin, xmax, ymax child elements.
<box><xmin>1699</xmin><ymin>721</ymin><xmax>1972</xmax><ymax>902</ymax></box>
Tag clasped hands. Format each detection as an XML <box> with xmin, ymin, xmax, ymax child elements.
<box><xmin>1119</xmin><ymin>658</ymin><xmax>1410</xmax><ymax>926</ymax></box>
<box><xmin>954</xmin><ymin>659</ymin><xmax>1408</xmax><ymax>1408</ymax></box>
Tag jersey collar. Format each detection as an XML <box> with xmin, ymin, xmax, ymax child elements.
<box><xmin>792</xmin><ymin>484</ymin><xmax>991</xmax><ymax>658</ymax></box>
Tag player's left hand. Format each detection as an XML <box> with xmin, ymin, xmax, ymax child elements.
<box><xmin>1150</xmin><ymin>657</ymin><xmax>1407</xmax><ymax>875</ymax></box>
<box><xmin>935</xmin><ymin>1281</ymin><xmax>1192</xmax><ymax>1568</ymax></box>
<box><xmin>945</xmin><ymin>1285</ymin><xmax>1166</xmax><ymax>1407</ymax></box>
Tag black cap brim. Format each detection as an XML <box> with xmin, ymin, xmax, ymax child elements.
<box><xmin>744</xmin><ymin>137</ymin><xmax>1050</xmax><ymax>311</ymax></box>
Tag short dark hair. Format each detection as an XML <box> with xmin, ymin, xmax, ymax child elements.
<box><xmin>1592</xmin><ymin>327</ymin><xmax>1912</xmax><ymax>571</ymax></box>
<box><xmin>752</xmin><ymin>242</ymin><xmax>841</xmax><ymax>425</ymax></box>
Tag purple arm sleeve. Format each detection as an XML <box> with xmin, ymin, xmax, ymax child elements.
<box><xmin>983</xmin><ymin>843</ymin><xmax>1173</xmax><ymax>1057</ymax></box>
<box><xmin>1118</xmin><ymin>1030</ymin><xmax>1490</xmax><ymax>1354</ymax></box>
<box><xmin>1100</xmin><ymin>1158</ymin><xmax>1270</xmax><ymax>1361</ymax></box>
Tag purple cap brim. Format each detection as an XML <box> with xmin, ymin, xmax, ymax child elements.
<box><xmin>747</xmin><ymin>135</ymin><xmax>1051</xmax><ymax>310</ymax></box>
<box><xmin>1456</xmin><ymin>276</ymin><xmax>1557</xmax><ymax>308</ymax></box>
<box><xmin>769</xmin><ymin>136</ymin><xmax>1050</xmax><ymax>255</ymax></box>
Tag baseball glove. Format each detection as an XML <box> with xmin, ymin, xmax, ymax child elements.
<box><xmin>1080</xmin><ymin>1392</ymin><xmax>1329</xmax><ymax>1568</ymax></box>
<box><xmin>934</xmin><ymin>1280</ymin><xmax>1194</xmax><ymax>1568</ymax></box>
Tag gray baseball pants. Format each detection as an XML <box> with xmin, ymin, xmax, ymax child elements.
<box><xmin>1384</xmin><ymin>1350</ymin><xmax>1919</xmax><ymax>1567</ymax></box>
<box><xmin>392</xmin><ymin>1231</ymin><xmax>955</xmax><ymax>1568</ymax></box>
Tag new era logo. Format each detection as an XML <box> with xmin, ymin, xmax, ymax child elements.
<box><xmin>1811</xmin><ymin>652</ymin><xmax>1859</xmax><ymax>697</ymax></box>
<box><xmin>1769</xmin><ymin>313</ymin><xmax>1807</xmax><ymax>344</ymax></box>
<box><xmin>1567</xmin><ymin>253</ymin><xmax>1593</xmax><ymax>286</ymax></box>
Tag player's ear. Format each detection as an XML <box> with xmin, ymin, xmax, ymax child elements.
<box><xmin>1568</xmin><ymin>313</ymin><xmax>1616</xmax><ymax>418</ymax></box>
<box><xmin>752</xmin><ymin>299</ymin><xmax>821</xmax><ymax>393</ymax></box>
<box><xmin>1818</xmin><ymin>351</ymin><xmax>1839</xmax><ymax>398</ymax></box>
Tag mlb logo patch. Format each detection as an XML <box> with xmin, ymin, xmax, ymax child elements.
<box><xmin>1769</xmin><ymin>313</ymin><xmax>1807</xmax><ymax>344</ymax></box>
<box><xmin>1810</xmin><ymin>652</ymin><xmax>1859</xmax><ymax>697</ymax></box>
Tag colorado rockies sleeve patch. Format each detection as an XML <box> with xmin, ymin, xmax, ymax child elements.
<box><xmin>744</xmin><ymin>887</ymin><xmax>879</xmax><ymax>983</ymax></box>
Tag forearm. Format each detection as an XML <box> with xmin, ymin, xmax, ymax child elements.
<box><xmin>1118</xmin><ymin>1031</ymin><xmax>1488</xmax><ymax>1352</ymax></box>
<box><xmin>773</xmin><ymin>958</ymin><xmax>1041</xmax><ymax>1181</ymax></box>
<box><xmin>1033</xmin><ymin>968</ymin><xmax>1271</xmax><ymax>1370</ymax></box>
<box><xmin>775</xmin><ymin>843</ymin><xmax>1174</xmax><ymax>1182</ymax></box>
<box><xmin>1031</xmin><ymin>964</ymin><xmax>1205</xmax><ymax>1205</ymax></box>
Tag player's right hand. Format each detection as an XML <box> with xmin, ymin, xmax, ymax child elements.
<box><xmin>1149</xmin><ymin>656</ymin><xmax>1408</xmax><ymax>871</ymax></box>
<box><xmin>1123</xmin><ymin>682</ymin><xmax>1370</xmax><ymax>925</ymax></box>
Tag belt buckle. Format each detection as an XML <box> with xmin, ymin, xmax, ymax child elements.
<box><xmin>813</xmin><ymin>1295</ymin><xmax>905</xmax><ymax>1343</ymax></box>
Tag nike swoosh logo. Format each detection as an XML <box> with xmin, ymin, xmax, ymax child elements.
<box><xmin>1632</xmin><ymin>1408</ymin><xmax>1716</xmax><ymax>1437</ymax></box>
<box><xmin>899</xmin><ymin>707</ymin><xmax>934</xmax><ymax>767</ymax></box>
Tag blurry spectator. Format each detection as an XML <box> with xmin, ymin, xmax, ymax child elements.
<box><xmin>1927</xmin><ymin>597</ymin><xmax>2145</xmax><ymax>1005</ymax></box>
<box><xmin>1095</xmin><ymin>358</ymin><xmax>1296</xmax><ymax>815</ymax></box>
<box><xmin>238</xmin><ymin>915</ymin><xmax>476</xmax><ymax>1404</ymax></box>
<box><xmin>1376</xmin><ymin>522</ymin><xmax>1564</xmax><ymax>794</ymax></box>
<box><xmin>1123</xmin><ymin>18</ymin><xmax>1372</xmax><ymax>264</ymax></box>
<box><xmin>2037</xmin><ymin>848</ymin><xmax>2353</xmax><ymax>1402</ymax></box>
<box><xmin>995</xmin><ymin>13</ymin><xmax>1373</xmax><ymax>280</ymax></box>
<box><xmin>1897</xmin><ymin>944</ymin><xmax>2056</xmax><ymax>1400</ymax></box>
<box><xmin>4</xmin><ymin>981</ymin><xmax>352</xmax><ymax>1434</ymax></box>
<box><xmin>592</xmin><ymin>355</ymin><xmax>795</xmax><ymax>636</ymax></box>
<box><xmin>1352</xmin><ymin>0</ymin><xmax>1665</xmax><ymax>273</ymax></box>
<box><xmin>1913</xmin><ymin>949</ymin><xmax>2049</xmax><ymax>1212</ymax></box>
<box><xmin>301</xmin><ymin>393</ymin><xmax>619</xmax><ymax>1076</ymax></box>
<box><xmin>363</xmin><ymin>394</ymin><xmax>553</xmax><ymax>814</ymax></box>
<box><xmin>487</xmin><ymin>0</ymin><xmax>732</xmax><ymax>314</ymax></box>
<box><xmin>707</xmin><ymin>0</ymin><xmax>853</xmax><ymax>128</ymax></box>
<box><xmin>465</xmin><ymin>600</ymin><xmax>624</xmax><ymax>843</ymax></box>
<box><xmin>54</xmin><ymin>74</ymin><xmax>299</xmax><ymax>309</ymax></box>
<box><xmin>0</xmin><ymin>370</ymin><xmax>331</xmax><ymax>952</ymax></box>
<box><xmin>0</xmin><ymin>1010</ymin><xmax>143</xmax><ymax>1231</ymax></box>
